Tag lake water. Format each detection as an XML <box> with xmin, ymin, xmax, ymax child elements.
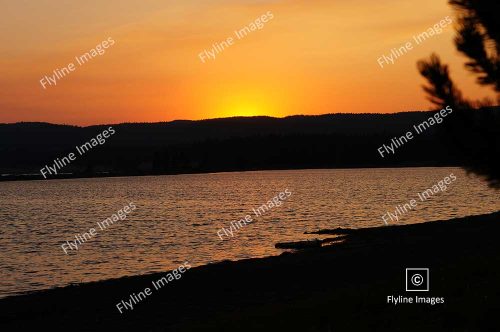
<box><xmin>0</xmin><ymin>167</ymin><xmax>499</xmax><ymax>298</ymax></box>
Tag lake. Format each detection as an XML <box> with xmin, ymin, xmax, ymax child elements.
<box><xmin>0</xmin><ymin>167</ymin><xmax>499</xmax><ymax>298</ymax></box>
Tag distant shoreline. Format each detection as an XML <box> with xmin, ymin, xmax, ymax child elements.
<box><xmin>0</xmin><ymin>164</ymin><xmax>463</xmax><ymax>183</ymax></box>
<box><xmin>3</xmin><ymin>110</ymin><xmax>485</xmax><ymax>184</ymax></box>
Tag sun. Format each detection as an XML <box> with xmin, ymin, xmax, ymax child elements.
<box><xmin>225</xmin><ymin>102</ymin><xmax>265</xmax><ymax>117</ymax></box>
<box><xmin>213</xmin><ymin>90</ymin><xmax>275</xmax><ymax>118</ymax></box>
<box><xmin>218</xmin><ymin>97</ymin><xmax>270</xmax><ymax>118</ymax></box>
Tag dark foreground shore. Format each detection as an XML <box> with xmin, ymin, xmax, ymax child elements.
<box><xmin>1</xmin><ymin>212</ymin><xmax>500</xmax><ymax>331</ymax></box>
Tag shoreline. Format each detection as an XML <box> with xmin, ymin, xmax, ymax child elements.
<box><xmin>1</xmin><ymin>211</ymin><xmax>499</xmax><ymax>331</ymax></box>
<box><xmin>0</xmin><ymin>164</ymin><xmax>463</xmax><ymax>183</ymax></box>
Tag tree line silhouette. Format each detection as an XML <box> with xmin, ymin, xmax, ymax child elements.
<box><xmin>417</xmin><ymin>0</ymin><xmax>500</xmax><ymax>187</ymax></box>
<box><xmin>2</xmin><ymin>110</ymin><xmax>495</xmax><ymax>181</ymax></box>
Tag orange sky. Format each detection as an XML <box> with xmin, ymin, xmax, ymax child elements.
<box><xmin>0</xmin><ymin>0</ymin><xmax>496</xmax><ymax>125</ymax></box>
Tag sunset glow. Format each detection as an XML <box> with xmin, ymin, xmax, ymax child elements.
<box><xmin>0</xmin><ymin>0</ymin><xmax>496</xmax><ymax>125</ymax></box>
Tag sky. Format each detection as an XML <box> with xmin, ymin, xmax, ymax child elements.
<box><xmin>0</xmin><ymin>0</ymin><xmax>496</xmax><ymax>125</ymax></box>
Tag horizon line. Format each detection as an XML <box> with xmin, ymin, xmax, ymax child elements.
<box><xmin>0</xmin><ymin>109</ymin><xmax>445</xmax><ymax>128</ymax></box>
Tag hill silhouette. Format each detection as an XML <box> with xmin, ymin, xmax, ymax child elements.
<box><xmin>1</xmin><ymin>110</ymin><xmax>496</xmax><ymax>180</ymax></box>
